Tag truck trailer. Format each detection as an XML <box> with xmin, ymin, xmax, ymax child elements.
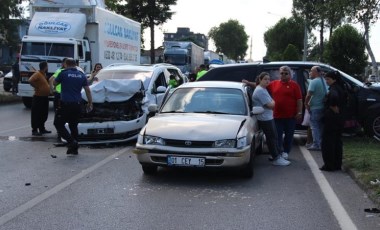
<box><xmin>18</xmin><ymin>0</ymin><xmax>141</xmax><ymax>108</ymax></box>
<box><xmin>163</xmin><ymin>41</ymin><xmax>204</xmax><ymax>76</ymax></box>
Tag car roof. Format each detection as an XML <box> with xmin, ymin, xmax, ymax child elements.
<box><xmin>210</xmin><ymin>61</ymin><xmax>331</xmax><ymax>69</ymax></box>
<box><xmin>179</xmin><ymin>81</ymin><xmax>245</xmax><ymax>90</ymax></box>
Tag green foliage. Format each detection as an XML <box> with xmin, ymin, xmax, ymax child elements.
<box><xmin>324</xmin><ymin>24</ymin><xmax>367</xmax><ymax>75</ymax></box>
<box><xmin>263</xmin><ymin>17</ymin><xmax>305</xmax><ymax>61</ymax></box>
<box><xmin>208</xmin><ymin>19</ymin><xmax>248</xmax><ymax>61</ymax></box>
<box><xmin>0</xmin><ymin>0</ymin><xmax>25</xmax><ymax>47</ymax></box>
<box><xmin>282</xmin><ymin>44</ymin><xmax>301</xmax><ymax>61</ymax></box>
<box><xmin>106</xmin><ymin>0</ymin><xmax>177</xmax><ymax>63</ymax></box>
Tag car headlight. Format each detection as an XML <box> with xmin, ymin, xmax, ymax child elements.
<box><xmin>236</xmin><ymin>137</ymin><xmax>247</xmax><ymax>149</ymax></box>
<box><xmin>144</xmin><ymin>135</ymin><xmax>165</xmax><ymax>145</ymax></box>
<box><xmin>213</xmin><ymin>139</ymin><xmax>236</xmax><ymax>148</ymax></box>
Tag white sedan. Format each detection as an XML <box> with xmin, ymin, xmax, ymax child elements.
<box><xmin>135</xmin><ymin>81</ymin><xmax>264</xmax><ymax>178</ymax></box>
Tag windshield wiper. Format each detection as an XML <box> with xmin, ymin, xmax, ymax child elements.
<box><xmin>193</xmin><ymin>111</ymin><xmax>230</xmax><ymax>114</ymax></box>
<box><xmin>161</xmin><ymin>110</ymin><xmax>185</xmax><ymax>113</ymax></box>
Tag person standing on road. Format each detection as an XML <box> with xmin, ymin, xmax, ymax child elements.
<box><xmin>28</xmin><ymin>61</ymin><xmax>51</xmax><ymax>136</ymax></box>
<box><xmin>11</xmin><ymin>56</ymin><xmax>20</xmax><ymax>95</ymax></box>
<box><xmin>49</xmin><ymin>58</ymin><xmax>67</xmax><ymax>143</ymax></box>
<box><xmin>252</xmin><ymin>72</ymin><xmax>290</xmax><ymax>166</ymax></box>
<box><xmin>320</xmin><ymin>71</ymin><xmax>347</xmax><ymax>171</ymax></box>
<box><xmin>51</xmin><ymin>58</ymin><xmax>93</xmax><ymax>155</ymax></box>
<box><xmin>196</xmin><ymin>64</ymin><xmax>207</xmax><ymax>80</ymax></box>
<box><xmin>267</xmin><ymin>66</ymin><xmax>303</xmax><ymax>160</ymax></box>
<box><xmin>304</xmin><ymin>66</ymin><xmax>328</xmax><ymax>151</ymax></box>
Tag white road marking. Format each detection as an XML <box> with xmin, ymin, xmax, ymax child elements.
<box><xmin>0</xmin><ymin>147</ymin><xmax>130</xmax><ymax>226</ymax></box>
<box><xmin>299</xmin><ymin>146</ymin><xmax>358</xmax><ymax>230</ymax></box>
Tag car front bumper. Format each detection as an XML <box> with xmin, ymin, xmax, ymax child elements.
<box><xmin>135</xmin><ymin>144</ymin><xmax>251</xmax><ymax>168</ymax></box>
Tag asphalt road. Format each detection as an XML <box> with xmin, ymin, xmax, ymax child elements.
<box><xmin>0</xmin><ymin>102</ymin><xmax>379</xmax><ymax>230</ymax></box>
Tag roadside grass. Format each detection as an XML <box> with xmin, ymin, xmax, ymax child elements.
<box><xmin>343</xmin><ymin>136</ymin><xmax>380</xmax><ymax>200</ymax></box>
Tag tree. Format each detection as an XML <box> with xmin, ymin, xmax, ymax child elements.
<box><xmin>263</xmin><ymin>17</ymin><xmax>307</xmax><ymax>61</ymax></box>
<box><xmin>283</xmin><ymin>44</ymin><xmax>301</xmax><ymax>61</ymax></box>
<box><xmin>324</xmin><ymin>24</ymin><xmax>367</xmax><ymax>75</ymax></box>
<box><xmin>350</xmin><ymin>0</ymin><xmax>380</xmax><ymax>77</ymax></box>
<box><xmin>107</xmin><ymin>0</ymin><xmax>177</xmax><ymax>64</ymax></box>
<box><xmin>0</xmin><ymin>0</ymin><xmax>25</xmax><ymax>49</ymax></box>
<box><xmin>208</xmin><ymin>19</ymin><xmax>248</xmax><ymax>61</ymax></box>
<box><xmin>292</xmin><ymin>0</ymin><xmax>348</xmax><ymax>62</ymax></box>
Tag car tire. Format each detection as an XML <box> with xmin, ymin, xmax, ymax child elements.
<box><xmin>22</xmin><ymin>97</ymin><xmax>32</xmax><ymax>109</ymax></box>
<box><xmin>3</xmin><ymin>85</ymin><xmax>11</xmax><ymax>92</ymax></box>
<box><xmin>255</xmin><ymin>133</ymin><xmax>264</xmax><ymax>155</ymax></box>
<box><xmin>365</xmin><ymin>112</ymin><xmax>380</xmax><ymax>139</ymax></box>
<box><xmin>141</xmin><ymin>164</ymin><xmax>158</xmax><ymax>175</ymax></box>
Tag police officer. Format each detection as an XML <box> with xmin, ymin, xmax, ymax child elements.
<box><xmin>50</xmin><ymin>58</ymin><xmax>93</xmax><ymax>155</ymax></box>
<box><xmin>50</xmin><ymin>58</ymin><xmax>67</xmax><ymax>144</ymax></box>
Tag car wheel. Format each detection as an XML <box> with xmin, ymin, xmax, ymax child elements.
<box><xmin>141</xmin><ymin>164</ymin><xmax>158</xmax><ymax>175</ymax></box>
<box><xmin>3</xmin><ymin>85</ymin><xmax>11</xmax><ymax>92</ymax></box>
<box><xmin>22</xmin><ymin>97</ymin><xmax>32</xmax><ymax>108</ymax></box>
<box><xmin>365</xmin><ymin>112</ymin><xmax>380</xmax><ymax>139</ymax></box>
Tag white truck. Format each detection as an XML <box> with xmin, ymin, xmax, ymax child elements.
<box><xmin>163</xmin><ymin>41</ymin><xmax>204</xmax><ymax>76</ymax></box>
<box><xmin>204</xmin><ymin>50</ymin><xmax>220</xmax><ymax>66</ymax></box>
<box><xmin>18</xmin><ymin>0</ymin><xmax>141</xmax><ymax>108</ymax></box>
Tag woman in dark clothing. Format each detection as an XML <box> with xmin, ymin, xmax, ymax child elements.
<box><xmin>320</xmin><ymin>71</ymin><xmax>347</xmax><ymax>171</ymax></box>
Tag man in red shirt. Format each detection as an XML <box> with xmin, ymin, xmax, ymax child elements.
<box><xmin>267</xmin><ymin>66</ymin><xmax>303</xmax><ymax>160</ymax></box>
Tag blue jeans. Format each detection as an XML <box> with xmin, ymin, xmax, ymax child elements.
<box><xmin>310</xmin><ymin>108</ymin><xmax>324</xmax><ymax>148</ymax></box>
<box><xmin>275</xmin><ymin>118</ymin><xmax>296</xmax><ymax>154</ymax></box>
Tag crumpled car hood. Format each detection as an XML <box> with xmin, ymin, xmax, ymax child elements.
<box><xmin>82</xmin><ymin>79</ymin><xmax>144</xmax><ymax>103</ymax></box>
<box><xmin>144</xmin><ymin>114</ymin><xmax>247</xmax><ymax>140</ymax></box>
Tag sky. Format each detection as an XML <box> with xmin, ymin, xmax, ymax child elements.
<box><xmin>143</xmin><ymin>0</ymin><xmax>380</xmax><ymax>61</ymax></box>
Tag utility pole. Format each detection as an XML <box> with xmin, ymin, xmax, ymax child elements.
<box><xmin>303</xmin><ymin>21</ymin><xmax>307</xmax><ymax>61</ymax></box>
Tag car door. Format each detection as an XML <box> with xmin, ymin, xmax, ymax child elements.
<box><xmin>151</xmin><ymin>70</ymin><xmax>168</xmax><ymax>106</ymax></box>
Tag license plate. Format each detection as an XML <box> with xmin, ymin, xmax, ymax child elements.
<box><xmin>87</xmin><ymin>128</ymin><xmax>114</xmax><ymax>135</ymax></box>
<box><xmin>167</xmin><ymin>156</ymin><xmax>205</xmax><ymax>167</ymax></box>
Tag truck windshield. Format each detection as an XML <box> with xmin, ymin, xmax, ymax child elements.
<box><xmin>164</xmin><ymin>54</ymin><xmax>186</xmax><ymax>65</ymax></box>
<box><xmin>21</xmin><ymin>42</ymin><xmax>74</xmax><ymax>57</ymax></box>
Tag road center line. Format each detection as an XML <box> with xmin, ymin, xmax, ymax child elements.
<box><xmin>299</xmin><ymin>146</ymin><xmax>358</xmax><ymax>230</ymax></box>
<box><xmin>0</xmin><ymin>146</ymin><xmax>131</xmax><ymax>226</ymax></box>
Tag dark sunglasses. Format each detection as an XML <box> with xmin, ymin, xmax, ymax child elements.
<box><xmin>280</xmin><ymin>72</ymin><xmax>289</xmax><ymax>75</ymax></box>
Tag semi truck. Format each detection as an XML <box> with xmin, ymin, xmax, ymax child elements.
<box><xmin>18</xmin><ymin>0</ymin><xmax>141</xmax><ymax>108</ymax></box>
<box><xmin>163</xmin><ymin>41</ymin><xmax>204</xmax><ymax>76</ymax></box>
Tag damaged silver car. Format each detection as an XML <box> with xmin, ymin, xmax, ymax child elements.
<box><xmin>76</xmin><ymin>64</ymin><xmax>187</xmax><ymax>144</ymax></box>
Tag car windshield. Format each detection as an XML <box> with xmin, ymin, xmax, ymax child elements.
<box><xmin>96</xmin><ymin>69</ymin><xmax>153</xmax><ymax>89</ymax></box>
<box><xmin>161</xmin><ymin>87</ymin><xmax>247</xmax><ymax>115</ymax></box>
<box><xmin>21</xmin><ymin>42</ymin><xmax>74</xmax><ymax>57</ymax></box>
<box><xmin>164</xmin><ymin>54</ymin><xmax>186</xmax><ymax>65</ymax></box>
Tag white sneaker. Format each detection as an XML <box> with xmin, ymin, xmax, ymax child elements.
<box><xmin>281</xmin><ymin>152</ymin><xmax>289</xmax><ymax>160</ymax></box>
<box><xmin>272</xmin><ymin>156</ymin><xmax>291</xmax><ymax>166</ymax></box>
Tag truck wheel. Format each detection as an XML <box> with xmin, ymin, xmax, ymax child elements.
<box><xmin>141</xmin><ymin>164</ymin><xmax>158</xmax><ymax>175</ymax></box>
<box><xmin>22</xmin><ymin>97</ymin><xmax>32</xmax><ymax>109</ymax></box>
<box><xmin>365</xmin><ymin>112</ymin><xmax>380</xmax><ymax>139</ymax></box>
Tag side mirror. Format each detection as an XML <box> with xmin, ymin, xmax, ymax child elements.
<box><xmin>251</xmin><ymin>106</ymin><xmax>265</xmax><ymax>115</ymax></box>
<box><xmin>156</xmin><ymin>86</ymin><xmax>167</xmax><ymax>93</ymax></box>
<box><xmin>148</xmin><ymin>104</ymin><xmax>158</xmax><ymax>113</ymax></box>
<box><xmin>85</xmin><ymin>51</ymin><xmax>91</xmax><ymax>61</ymax></box>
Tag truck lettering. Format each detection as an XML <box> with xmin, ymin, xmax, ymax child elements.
<box><xmin>105</xmin><ymin>22</ymin><xmax>139</xmax><ymax>41</ymax></box>
<box><xmin>36</xmin><ymin>21</ymin><xmax>71</xmax><ymax>34</ymax></box>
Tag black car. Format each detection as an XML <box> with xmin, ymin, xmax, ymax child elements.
<box><xmin>199</xmin><ymin>61</ymin><xmax>380</xmax><ymax>139</ymax></box>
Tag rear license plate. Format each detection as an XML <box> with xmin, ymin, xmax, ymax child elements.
<box><xmin>167</xmin><ymin>156</ymin><xmax>205</xmax><ymax>167</ymax></box>
<box><xmin>87</xmin><ymin>128</ymin><xmax>114</xmax><ymax>135</ymax></box>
